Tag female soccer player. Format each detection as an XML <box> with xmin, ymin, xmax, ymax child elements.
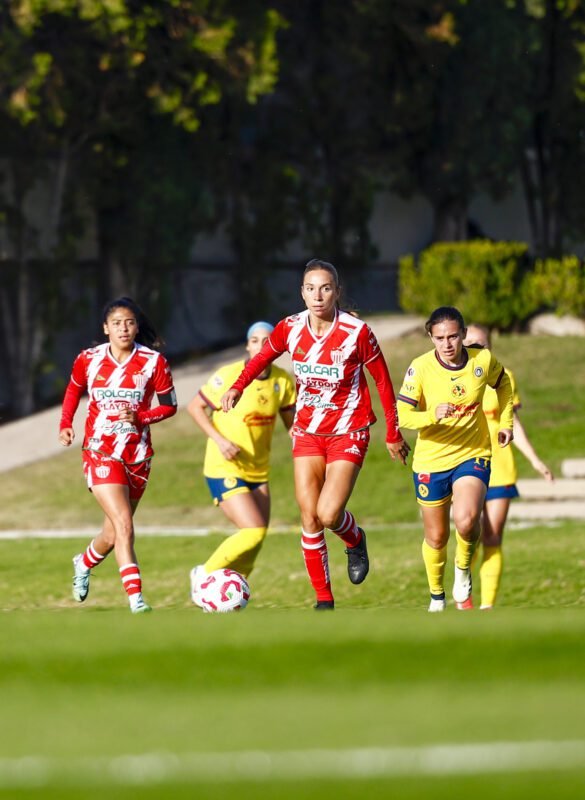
<box><xmin>397</xmin><ymin>306</ymin><xmax>514</xmax><ymax>612</ymax></box>
<box><xmin>58</xmin><ymin>296</ymin><xmax>177</xmax><ymax>613</ymax></box>
<box><xmin>187</xmin><ymin>321</ymin><xmax>296</xmax><ymax>606</ymax></box>
<box><xmin>463</xmin><ymin>324</ymin><xmax>553</xmax><ymax>609</ymax></box>
<box><xmin>220</xmin><ymin>259</ymin><xmax>410</xmax><ymax>609</ymax></box>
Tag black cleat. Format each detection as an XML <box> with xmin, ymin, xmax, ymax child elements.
<box><xmin>314</xmin><ymin>600</ymin><xmax>335</xmax><ymax>610</ymax></box>
<box><xmin>345</xmin><ymin>528</ymin><xmax>369</xmax><ymax>584</ymax></box>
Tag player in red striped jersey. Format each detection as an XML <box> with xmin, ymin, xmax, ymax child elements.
<box><xmin>59</xmin><ymin>297</ymin><xmax>177</xmax><ymax>613</ymax></box>
<box><xmin>221</xmin><ymin>259</ymin><xmax>410</xmax><ymax>609</ymax></box>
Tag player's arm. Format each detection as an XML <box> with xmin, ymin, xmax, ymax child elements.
<box><xmin>512</xmin><ymin>411</ymin><xmax>553</xmax><ymax>480</ymax></box>
<box><xmin>396</xmin><ymin>361</ymin><xmax>440</xmax><ymax>431</ymax></box>
<box><xmin>365</xmin><ymin>352</ymin><xmax>410</xmax><ymax>465</ymax></box>
<box><xmin>222</xmin><ymin>327</ymin><xmax>285</xmax><ymax>411</ymax></box>
<box><xmin>489</xmin><ymin>358</ymin><xmax>514</xmax><ymax>446</ymax></box>
<box><xmin>58</xmin><ymin>356</ymin><xmax>87</xmax><ymax>446</ymax></box>
<box><xmin>279</xmin><ymin>406</ymin><xmax>296</xmax><ymax>437</ymax></box>
<box><xmin>187</xmin><ymin>391</ymin><xmax>240</xmax><ymax>461</ymax></box>
<box><xmin>136</xmin><ymin>360</ymin><xmax>178</xmax><ymax>427</ymax></box>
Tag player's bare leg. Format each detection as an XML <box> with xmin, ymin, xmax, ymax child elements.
<box><xmin>451</xmin><ymin>476</ymin><xmax>487</xmax><ymax>609</ymax></box>
<box><xmin>420</xmin><ymin>503</ymin><xmax>450</xmax><ymax>611</ymax></box>
<box><xmin>91</xmin><ymin>485</ymin><xmax>150</xmax><ymax>612</ymax></box>
<box><xmin>294</xmin><ymin>456</ymin><xmax>334</xmax><ymax>608</ymax></box>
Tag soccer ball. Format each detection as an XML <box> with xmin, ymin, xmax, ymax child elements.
<box><xmin>197</xmin><ymin>569</ymin><xmax>250</xmax><ymax>613</ymax></box>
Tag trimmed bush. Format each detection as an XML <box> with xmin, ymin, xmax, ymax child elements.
<box><xmin>527</xmin><ymin>255</ymin><xmax>585</xmax><ymax>317</ymax></box>
<box><xmin>399</xmin><ymin>240</ymin><xmax>537</xmax><ymax>329</ymax></box>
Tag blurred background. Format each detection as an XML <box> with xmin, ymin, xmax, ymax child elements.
<box><xmin>2</xmin><ymin>0</ymin><xmax>585</xmax><ymax>421</ymax></box>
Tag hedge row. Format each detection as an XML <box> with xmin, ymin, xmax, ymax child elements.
<box><xmin>398</xmin><ymin>240</ymin><xmax>585</xmax><ymax>329</ymax></box>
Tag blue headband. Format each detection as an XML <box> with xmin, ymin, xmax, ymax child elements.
<box><xmin>246</xmin><ymin>321</ymin><xmax>274</xmax><ymax>340</ymax></box>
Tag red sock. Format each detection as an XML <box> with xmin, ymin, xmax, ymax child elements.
<box><xmin>301</xmin><ymin>530</ymin><xmax>333</xmax><ymax>602</ymax></box>
<box><xmin>119</xmin><ymin>563</ymin><xmax>142</xmax><ymax>598</ymax></box>
<box><xmin>82</xmin><ymin>540</ymin><xmax>107</xmax><ymax>570</ymax></box>
<box><xmin>330</xmin><ymin>510</ymin><xmax>361</xmax><ymax>548</ymax></box>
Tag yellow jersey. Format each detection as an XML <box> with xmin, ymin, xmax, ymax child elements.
<box><xmin>397</xmin><ymin>346</ymin><xmax>513</xmax><ymax>473</ymax></box>
<box><xmin>199</xmin><ymin>360</ymin><xmax>296</xmax><ymax>482</ymax></box>
<box><xmin>483</xmin><ymin>367</ymin><xmax>521</xmax><ymax>487</ymax></box>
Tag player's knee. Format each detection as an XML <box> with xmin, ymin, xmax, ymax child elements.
<box><xmin>453</xmin><ymin>510</ymin><xmax>480</xmax><ymax>537</ymax></box>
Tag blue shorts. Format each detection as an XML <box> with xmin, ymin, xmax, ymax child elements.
<box><xmin>413</xmin><ymin>457</ymin><xmax>491</xmax><ymax>507</ymax></box>
<box><xmin>486</xmin><ymin>484</ymin><xmax>519</xmax><ymax>501</ymax></box>
<box><xmin>205</xmin><ymin>476</ymin><xmax>266</xmax><ymax>506</ymax></box>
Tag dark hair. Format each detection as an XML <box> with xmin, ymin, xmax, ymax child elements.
<box><xmin>101</xmin><ymin>296</ymin><xmax>163</xmax><ymax>349</ymax></box>
<box><xmin>425</xmin><ymin>306</ymin><xmax>466</xmax><ymax>335</ymax></box>
<box><xmin>303</xmin><ymin>258</ymin><xmax>340</xmax><ymax>288</ymax></box>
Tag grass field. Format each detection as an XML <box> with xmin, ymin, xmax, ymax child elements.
<box><xmin>1</xmin><ymin>328</ymin><xmax>584</xmax><ymax>798</ymax></box>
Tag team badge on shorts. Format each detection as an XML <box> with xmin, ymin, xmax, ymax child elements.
<box><xmin>95</xmin><ymin>465</ymin><xmax>111</xmax><ymax>479</ymax></box>
<box><xmin>223</xmin><ymin>477</ymin><xmax>237</xmax><ymax>489</ymax></box>
<box><xmin>418</xmin><ymin>484</ymin><xmax>429</xmax><ymax>498</ymax></box>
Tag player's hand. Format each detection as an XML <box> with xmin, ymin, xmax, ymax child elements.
<box><xmin>386</xmin><ymin>438</ymin><xmax>411</xmax><ymax>465</ymax></box>
<box><xmin>59</xmin><ymin>427</ymin><xmax>75</xmax><ymax>447</ymax></box>
<box><xmin>118</xmin><ymin>407</ymin><xmax>137</xmax><ymax>424</ymax></box>
<box><xmin>218</xmin><ymin>438</ymin><xmax>240</xmax><ymax>461</ymax></box>
<box><xmin>221</xmin><ymin>389</ymin><xmax>242</xmax><ymax>412</ymax></box>
<box><xmin>435</xmin><ymin>403</ymin><xmax>457</xmax><ymax>420</ymax></box>
<box><xmin>498</xmin><ymin>428</ymin><xmax>513</xmax><ymax>447</ymax></box>
<box><xmin>534</xmin><ymin>459</ymin><xmax>554</xmax><ymax>481</ymax></box>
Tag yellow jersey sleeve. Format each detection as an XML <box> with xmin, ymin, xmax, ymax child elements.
<box><xmin>397</xmin><ymin>356</ymin><xmax>438</xmax><ymax>430</ymax></box>
<box><xmin>200</xmin><ymin>361</ymin><xmax>295</xmax><ymax>482</ymax></box>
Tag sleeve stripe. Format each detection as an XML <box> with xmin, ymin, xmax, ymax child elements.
<box><xmin>397</xmin><ymin>394</ymin><xmax>418</xmax><ymax>407</ymax></box>
<box><xmin>492</xmin><ymin>367</ymin><xmax>505</xmax><ymax>389</ymax></box>
<box><xmin>198</xmin><ymin>389</ymin><xmax>218</xmax><ymax>411</ymax></box>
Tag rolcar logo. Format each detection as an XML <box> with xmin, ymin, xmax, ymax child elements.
<box><xmin>94</xmin><ymin>388</ymin><xmax>142</xmax><ymax>401</ymax></box>
<box><xmin>294</xmin><ymin>363</ymin><xmax>341</xmax><ymax>379</ymax></box>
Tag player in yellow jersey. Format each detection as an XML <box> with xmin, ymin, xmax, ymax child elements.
<box><xmin>463</xmin><ymin>324</ymin><xmax>553</xmax><ymax>610</ymax></box>
<box><xmin>187</xmin><ymin>322</ymin><xmax>296</xmax><ymax>605</ymax></box>
<box><xmin>397</xmin><ymin>307</ymin><xmax>514</xmax><ymax>612</ymax></box>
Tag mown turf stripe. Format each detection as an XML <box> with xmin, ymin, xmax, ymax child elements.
<box><xmin>1</xmin><ymin>741</ymin><xmax>584</xmax><ymax>787</ymax></box>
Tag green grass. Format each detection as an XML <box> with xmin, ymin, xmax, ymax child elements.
<box><xmin>1</xmin><ymin>327</ymin><xmax>585</xmax><ymax>798</ymax></box>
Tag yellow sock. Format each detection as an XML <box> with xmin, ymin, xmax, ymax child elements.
<box><xmin>454</xmin><ymin>530</ymin><xmax>476</xmax><ymax>570</ymax></box>
<box><xmin>422</xmin><ymin>540</ymin><xmax>447</xmax><ymax>596</ymax></box>
<box><xmin>204</xmin><ymin>527</ymin><xmax>267</xmax><ymax>578</ymax></box>
<box><xmin>480</xmin><ymin>545</ymin><xmax>503</xmax><ymax>608</ymax></box>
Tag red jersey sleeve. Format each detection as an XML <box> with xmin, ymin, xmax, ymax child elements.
<box><xmin>136</xmin><ymin>354</ymin><xmax>177</xmax><ymax>426</ymax></box>
<box><xmin>59</xmin><ymin>353</ymin><xmax>87</xmax><ymax>430</ymax></box>
<box><xmin>231</xmin><ymin>321</ymin><xmax>287</xmax><ymax>394</ymax></box>
<box><xmin>365</xmin><ymin>351</ymin><xmax>401</xmax><ymax>444</ymax></box>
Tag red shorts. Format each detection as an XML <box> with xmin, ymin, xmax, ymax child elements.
<box><xmin>291</xmin><ymin>427</ymin><xmax>370</xmax><ymax>466</ymax></box>
<box><xmin>82</xmin><ymin>450</ymin><xmax>151</xmax><ymax>501</ymax></box>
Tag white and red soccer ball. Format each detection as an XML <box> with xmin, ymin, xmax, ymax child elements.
<box><xmin>197</xmin><ymin>569</ymin><xmax>250</xmax><ymax>613</ymax></box>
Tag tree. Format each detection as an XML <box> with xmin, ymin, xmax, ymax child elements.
<box><xmin>0</xmin><ymin>0</ymin><xmax>282</xmax><ymax>417</ymax></box>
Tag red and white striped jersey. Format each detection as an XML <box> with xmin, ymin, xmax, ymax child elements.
<box><xmin>60</xmin><ymin>343</ymin><xmax>176</xmax><ymax>464</ymax></box>
<box><xmin>231</xmin><ymin>310</ymin><xmax>401</xmax><ymax>441</ymax></box>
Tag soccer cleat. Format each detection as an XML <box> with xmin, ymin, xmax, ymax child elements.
<box><xmin>131</xmin><ymin>596</ymin><xmax>152</xmax><ymax>614</ymax></box>
<box><xmin>428</xmin><ymin>593</ymin><xmax>447</xmax><ymax>613</ymax></box>
<box><xmin>345</xmin><ymin>528</ymin><xmax>369</xmax><ymax>584</ymax></box>
<box><xmin>190</xmin><ymin>565</ymin><xmax>208</xmax><ymax>608</ymax></box>
<box><xmin>314</xmin><ymin>600</ymin><xmax>335</xmax><ymax>610</ymax></box>
<box><xmin>72</xmin><ymin>554</ymin><xmax>90</xmax><ymax>602</ymax></box>
<box><xmin>480</xmin><ymin>604</ymin><xmax>493</xmax><ymax>611</ymax></box>
<box><xmin>455</xmin><ymin>597</ymin><xmax>474</xmax><ymax>611</ymax></box>
<box><xmin>452</xmin><ymin>565</ymin><xmax>472</xmax><ymax>606</ymax></box>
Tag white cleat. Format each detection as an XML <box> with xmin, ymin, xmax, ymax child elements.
<box><xmin>131</xmin><ymin>596</ymin><xmax>152</xmax><ymax>614</ymax></box>
<box><xmin>428</xmin><ymin>596</ymin><xmax>447</xmax><ymax>613</ymax></box>
<box><xmin>72</xmin><ymin>554</ymin><xmax>91</xmax><ymax>602</ymax></box>
<box><xmin>452</xmin><ymin>565</ymin><xmax>472</xmax><ymax>606</ymax></box>
<box><xmin>190</xmin><ymin>565</ymin><xmax>208</xmax><ymax>608</ymax></box>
